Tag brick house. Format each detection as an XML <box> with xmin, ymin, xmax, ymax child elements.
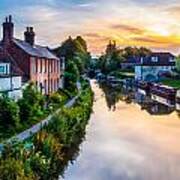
<box><xmin>0</xmin><ymin>15</ymin><xmax>64</xmax><ymax>95</ymax></box>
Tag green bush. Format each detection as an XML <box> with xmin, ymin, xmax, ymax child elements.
<box><xmin>0</xmin><ymin>158</ymin><xmax>35</xmax><ymax>180</ymax></box>
<box><xmin>0</xmin><ymin>96</ymin><xmax>20</xmax><ymax>130</ymax></box>
<box><xmin>18</xmin><ymin>83</ymin><xmax>45</xmax><ymax>123</ymax></box>
<box><xmin>0</xmin><ymin>81</ymin><xmax>94</xmax><ymax>179</ymax></box>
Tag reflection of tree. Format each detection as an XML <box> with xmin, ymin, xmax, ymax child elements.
<box><xmin>99</xmin><ymin>83</ymin><xmax>125</xmax><ymax>111</ymax></box>
<box><xmin>99</xmin><ymin>82</ymin><xmax>176</xmax><ymax>115</ymax></box>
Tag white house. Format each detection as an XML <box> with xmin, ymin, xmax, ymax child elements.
<box><xmin>0</xmin><ymin>61</ymin><xmax>22</xmax><ymax>101</ymax></box>
<box><xmin>135</xmin><ymin>52</ymin><xmax>175</xmax><ymax>82</ymax></box>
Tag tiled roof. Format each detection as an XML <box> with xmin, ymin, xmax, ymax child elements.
<box><xmin>141</xmin><ymin>52</ymin><xmax>175</xmax><ymax>66</ymax></box>
<box><xmin>122</xmin><ymin>52</ymin><xmax>175</xmax><ymax>66</ymax></box>
<box><xmin>13</xmin><ymin>39</ymin><xmax>59</xmax><ymax>60</ymax></box>
<box><xmin>122</xmin><ymin>56</ymin><xmax>141</xmax><ymax>64</ymax></box>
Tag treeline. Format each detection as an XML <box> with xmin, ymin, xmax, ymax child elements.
<box><xmin>95</xmin><ymin>41</ymin><xmax>151</xmax><ymax>73</ymax></box>
<box><xmin>0</xmin><ymin>79</ymin><xmax>94</xmax><ymax>180</ymax></box>
<box><xmin>54</xmin><ymin>36</ymin><xmax>91</xmax><ymax>93</ymax></box>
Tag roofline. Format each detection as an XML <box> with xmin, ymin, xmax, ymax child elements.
<box><xmin>13</xmin><ymin>39</ymin><xmax>60</xmax><ymax>60</ymax></box>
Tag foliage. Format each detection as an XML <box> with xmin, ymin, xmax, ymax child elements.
<box><xmin>96</xmin><ymin>42</ymin><xmax>151</xmax><ymax>73</ymax></box>
<box><xmin>54</xmin><ymin>36</ymin><xmax>91</xmax><ymax>93</ymax></box>
<box><xmin>64</xmin><ymin>60</ymin><xmax>79</xmax><ymax>92</ymax></box>
<box><xmin>0</xmin><ymin>96</ymin><xmax>20</xmax><ymax>130</ymax></box>
<box><xmin>176</xmin><ymin>56</ymin><xmax>180</xmax><ymax>73</ymax></box>
<box><xmin>97</xmin><ymin>43</ymin><xmax>125</xmax><ymax>73</ymax></box>
<box><xmin>48</xmin><ymin>91</ymin><xmax>68</xmax><ymax>111</ymax></box>
<box><xmin>0</xmin><ymin>158</ymin><xmax>35</xmax><ymax>180</ymax></box>
<box><xmin>161</xmin><ymin>79</ymin><xmax>180</xmax><ymax>89</ymax></box>
<box><xmin>122</xmin><ymin>46</ymin><xmax>151</xmax><ymax>58</ymax></box>
<box><xmin>0</xmin><ymin>80</ymin><xmax>94</xmax><ymax>179</ymax></box>
<box><xmin>18</xmin><ymin>83</ymin><xmax>45</xmax><ymax>123</ymax></box>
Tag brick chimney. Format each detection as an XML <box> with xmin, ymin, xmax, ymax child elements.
<box><xmin>24</xmin><ymin>27</ymin><xmax>35</xmax><ymax>46</ymax></box>
<box><xmin>2</xmin><ymin>15</ymin><xmax>14</xmax><ymax>45</ymax></box>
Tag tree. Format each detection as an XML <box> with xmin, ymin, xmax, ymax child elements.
<box><xmin>64</xmin><ymin>61</ymin><xmax>80</xmax><ymax>91</ymax></box>
<box><xmin>75</xmin><ymin>36</ymin><xmax>87</xmax><ymax>52</ymax></box>
<box><xmin>176</xmin><ymin>56</ymin><xmax>180</xmax><ymax>73</ymax></box>
<box><xmin>18</xmin><ymin>83</ymin><xmax>45</xmax><ymax>122</ymax></box>
<box><xmin>54</xmin><ymin>36</ymin><xmax>90</xmax><ymax>74</ymax></box>
<box><xmin>0</xmin><ymin>96</ymin><xmax>20</xmax><ymax>129</ymax></box>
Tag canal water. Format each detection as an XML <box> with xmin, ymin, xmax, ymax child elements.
<box><xmin>62</xmin><ymin>80</ymin><xmax>180</xmax><ymax>180</ymax></box>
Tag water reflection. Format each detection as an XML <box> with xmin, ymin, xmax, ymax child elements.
<box><xmin>63</xmin><ymin>80</ymin><xmax>180</xmax><ymax>180</ymax></box>
<box><xmin>99</xmin><ymin>81</ymin><xmax>176</xmax><ymax>115</ymax></box>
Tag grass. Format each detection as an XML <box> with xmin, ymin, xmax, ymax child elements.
<box><xmin>109</xmin><ymin>70</ymin><xmax>135</xmax><ymax>79</ymax></box>
<box><xmin>161</xmin><ymin>79</ymin><xmax>180</xmax><ymax>89</ymax></box>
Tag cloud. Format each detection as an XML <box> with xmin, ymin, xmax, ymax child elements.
<box><xmin>132</xmin><ymin>37</ymin><xmax>164</xmax><ymax>44</ymax></box>
<box><xmin>1</xmin><ymin>0</ymin><xmax>180</xmax><ymax>54</ymax></box>
<box><xmin>111</xmin><ymin>24</ymin><xmax>145</xmax><ymax>35</ymax></box>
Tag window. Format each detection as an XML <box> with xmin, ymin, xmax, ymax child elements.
<box><xmin>54</xmin><ymin>60</ymin><xmax>56</xmax><ymax>73</ymax></box>
<box><xmin>36</xmin><ymin>59</ymin><xmax>38</xmax><ymax>73</ymax></box>
<box><xmin>57</xmin><ymin>78</ymin><xmax>59</xmax><ymax>88</ymax></box>
<box><xmin>169</xmin><ymin>57</ymin><xmax>175</xmax><ymax>62</ymax></box>
<box><xmin>31</xmin><ymin>57</ymin><xmax>36</xmax><ymax>74</ymax></box>
<box><xmin>0</xmin><ymin>66</ymin><xmax>5</xmax><ymax>74</ymax></box>
<box><xmin>44</xmin><ymin>80</ymin><xmax>47</xmax><ymax>94</ymax></box>
<box><xmin>151</xmin><ymin>56</ymin><xmax>158</xmax><ymax>62</ymax></box>
<box><xmin>40</xmin><ymin>60</ymin><xmax>43</xmax><ymax>73</ymax></box>
<box><xmin>45</xmin><ymin>59</ymin><xmax>47</xmax><ymax>73</ymax></box>
<box><xmin>0</xmin><ymin>63</ymin><xmax>9</xmax><ymax>74</ymax></box>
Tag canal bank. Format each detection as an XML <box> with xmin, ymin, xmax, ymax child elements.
<box><xmin>63</xmin><ymin>80</ymin><xmax>180</xmax><ymax>180</ymax></box>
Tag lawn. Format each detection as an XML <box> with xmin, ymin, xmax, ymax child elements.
<box><xmin>109</xmin><ymin>70</ymin><xmax>135</xmax><ymax>79</ymax></box>
<box><xmin>161</xmin><ymin>79</ymin><xmax>180</xmax><ymax>89</ymax></box>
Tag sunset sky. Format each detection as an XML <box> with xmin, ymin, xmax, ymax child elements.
<box><xmin>0</xmin><ymin>0</ymin><xmax>180</xmax><ymax>55</ymax></box>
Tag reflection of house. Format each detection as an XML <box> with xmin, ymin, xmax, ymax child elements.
<box><xmin>135</xmin><ymin>52</ymin><xmax>175</xmax><ymax>82</ymax></box>
<box><xmin>0</xmin><ymin>15</ymin><xmax>64</xmax><ymax>95</ymax></box>
<box><xmin>176</xmin><ymin>90</ymin><xmax>180</xmax><ymax>111</ymax></box>
<box><xmin>0</xmin><ymin>46</ymin><xmax>22</xmax><ymax>100</ymax></box>
<box><xmin>151</xmin><ymin>84</ymin><xmax>176</xmax><ymax>108</ymax></box>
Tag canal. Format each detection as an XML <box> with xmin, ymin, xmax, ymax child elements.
<box><xmin>62</xmin><ymin>80</ymin><xmax>180</xmax><ymax>180</ymax></box>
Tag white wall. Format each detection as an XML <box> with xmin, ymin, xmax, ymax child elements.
<box><xmin>8</xmin><ymin>90</ymin><xmax>22</xmax><ymax>101</ymax></box>
<box><xmin>0</xmin><ymin>78</ymin><xmax>11</xmax><ymax>91</ymax></box>
<box><xmin>0</xmin><ymin>76</ymin><xmax>22</xmax><ymax>100</ymax></box>
<box><xmin>135</xmin><ymin>66</ymin><xmax>173</xmax><ymax>81</ymax></box>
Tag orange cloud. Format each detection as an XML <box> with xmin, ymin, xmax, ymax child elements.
<box><xmin>111</xmin><ymin>24</ymin><xmax>145</xmax><ymax>35</ymax></box>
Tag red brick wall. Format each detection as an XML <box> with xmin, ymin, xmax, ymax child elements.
<box><xmin>3</xmin><ymin>42</ymin><xmax>61</xmax><ymax>95</ymax></box>
<box><xmin>7</xmin><ymin>42</ymin><xmax>30</xmax><ymax>80</ymax></box>
<box><xmin>30</xmin><ymin>57</ymin><xmax>61</xmax><ymax>95</ymax></box>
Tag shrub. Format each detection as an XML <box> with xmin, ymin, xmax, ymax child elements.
<box><xmin>0</xmin><ymin>158</ymin><xmax>35</xmax><ymax>180</ymax></box>
<box><xmin>18</xmin><ymin>83</ymin><xmax>45</xmax><ymax>123</ymax></box>
<box><xmin>0</xmin><ymin>96</ymin><xmax>20</xmax><ymax>130</ymax></box>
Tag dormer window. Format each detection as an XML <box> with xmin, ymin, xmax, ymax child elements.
<box><xmin>151</xmin><ymin>56</ymin><xmax>158</xmax><ymax>62</ymax></box>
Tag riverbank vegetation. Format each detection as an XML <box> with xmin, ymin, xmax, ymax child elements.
<box><xmin>161</xmin><ymin>79</ymin><xmax>180</xmax><ymax>89</ymax></box>
<box><xmin>0</xmin><ymin>83</ymin><xmax>69</xmax><ymax>141</ymax></box>
<box><xmin>54</xmin><ymin>36</ymin><xmax>91</xmax><ymax>94</ymax></box>
<box><xmin>0</xmin><ymin>36</ymin><xmax>91</xmax><ymax>141</ymax></box>
<box><xmin>0</xmin><ymin>79</ymin><xmax>93</xmax><ymax>179</ymax></box>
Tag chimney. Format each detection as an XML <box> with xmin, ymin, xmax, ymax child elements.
<box><xmin>24</xmin><ymin>26</ymin><xmax>35</xmax><ymax>46</ymax></box>
<box><xmin>2</xmin><ymin>15</ymin><xmax>14</xmax><ymax>45</ymax></box>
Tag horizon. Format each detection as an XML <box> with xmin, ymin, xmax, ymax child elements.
<box><xmin>0</xmin><ymin>0</ymin><xmax>180</xmax><ymax>55</ymax></box>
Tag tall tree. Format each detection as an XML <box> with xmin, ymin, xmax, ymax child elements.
<box><xmin>176</xmin><ymin>56</ymin><xmax>180</xmax><ymax>73</ymax></box>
